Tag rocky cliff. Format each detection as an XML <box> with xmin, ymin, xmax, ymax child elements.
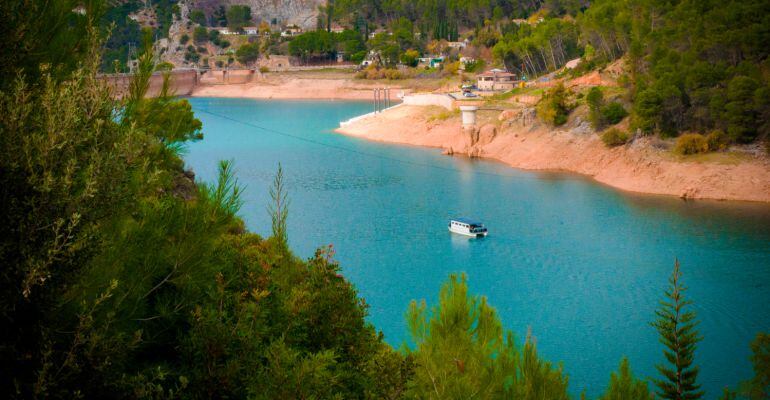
<box><xmin>192</xmin><ymin>0</ymin><xmax>325</xmax><ymax>29</ymax></box>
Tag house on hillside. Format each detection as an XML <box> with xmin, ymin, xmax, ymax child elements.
<box><xmin>447</xmin><ymin>39</ymin><xmax>469</xmax><ymax>50</ymax></box>
<box><xmin>212</xmin><ymin>27</ymin><xmax>234</xmax><ymax>35</ymax></box>
<box><xmin>368</xmin><ymin>28</ymin><xmax>388</xmax><ymax>39</ymax></box>
<box><xmin>459</xmin><ymin>56</ymin><xmax>476</xmax><ymax>70</ymax></box>
<box><xmin>241</xmin><ymin>26</ymin><xmax>259</xmax><ymax>35</ymax></box>
<box><xmin>418</xmin><ymin>56</ymin><xmax>444</xmax><ymax>68</ymax></box>
<box><xmin>281</xmin><ymin>25</ymin><xmax>302</xmax><ymax>37</ymax></box>
<box><xmin>477</xmin><ymin>69</ymin><xmax>517</xmax><ymax>91</ymax></box>
<box><xmin>330</xmin><ymin>24</ymin><xmax>346</xmax><ymax>33</ymax></box>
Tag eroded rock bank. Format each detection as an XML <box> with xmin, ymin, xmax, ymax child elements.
<box><xmin>335</xmin><ymin>105</ymin><xmax>770</xmax><ymax>203</ymax></box>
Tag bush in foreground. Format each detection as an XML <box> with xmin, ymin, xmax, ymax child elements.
<box><xmin>674</xmin><ymin>133</ymin><xmax>709</xmax><ymax>155</ymax></box>
<box><xmin>706</xmin><ymin>130</ymin><xmax>730</xmax><ymax>151</ymax></box>
<box><xmin>405</xmin><ymin>274</ymin><xmax>569</xmax><ymax>399</ymax></box>
<box><xmin>601</xmin><ymin>128</ymin><xmax>630</xmax><ymax>147</ymax></box>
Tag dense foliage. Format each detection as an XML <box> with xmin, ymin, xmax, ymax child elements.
<box><xmin>493</xmin><ymin>17</ymin><xmax>580</xmax><ymax>77</ymax></box>
<box><xmin>330</xmin><ymin>0</ymin><xmax>579</xmax><ymax>36</ymax></box>
<box><xmin>226</xmin><ymin>5</ymin><xmax>252</xmax><ymax>32</ymax></box>
<box><xmin>579</xmin><ymin>0</ymin><xmax>770</xmax><ymax>141</ymax></box>
<box><xmin>0</xmin><ymin>4</ymin><xmax>406</xmax><ymax>397</ymax></box>
<box><xmin>288</xmin><ymin>29</ymin><xmax>367</xmax><ymax>63</ymax></box>
<box><xmin>406</xmin><ymin>273</ymin><xmax>570</xmax><ymax>398</ymax></box>
<box><xmin>235</xmin><ymin>42</ymin><xmax>260</xmax><ymax>65</ymax></box>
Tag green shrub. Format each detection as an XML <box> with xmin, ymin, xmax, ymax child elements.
<box><xmin>400</xmin><ymin>49</ymin><xmax>419</xmax><ymax>67</ymax></box>
<box><xmin>706</xmin><ymin>130</ymin><xmax>730</xmax><ymax>151</ymax></box>
<box><xmin>586</xmin><ymin>87</ymin><xmax>603</xmax><ymax>129</ymax></box>
<box><xmin>384</xmin><ymin>68</ymin><xmax>403</xmax><ymax>80</ymax></box>
<box><xmin>179</xmin><ymin>33</ymin><xmax>189</xmax><ymax>45</ymax></box>
<box><xmin>193</xmin><ymin>26</ymin><xmax>208</xmax><ymax>44</ymax></box>
<box><xmin>235</xmin><ymin>42</ymin><xmax>260</xmax><ymax>65</ymax></box>
<box><xmin>189</xmin><ymin>9</ymin><xmax>206</xmax><ymax>25</ymax></box>
<box><xmin>601</xmin><ymin>128</ymin><xmax>630</xmax><ymax>147</ymax></box>
<box><xmin>259</xmin><ymin>66</ymin><xmax>269</xmax><ymax>73</ymax></box>
<box><xmin>536</xmin><ymin>83</ymin><xmax>572</xmax><ymax>126</ymax></box>
<box><xmin>673</xmin><ymin>133</ymin><xmax>709</xmax><ymax>155</ymax></box>
<box><xmin>601</xmin><ymin>102</ymin><xmax>628</xmax><ymax>125</ymax></box>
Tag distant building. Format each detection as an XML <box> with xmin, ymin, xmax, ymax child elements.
<box><xmin>368</xmin><ymin>28</ymin><xmax>388</xmax><ymax>39</ymax></box>
<box><xmin>459</xmin><ymin>56</ymin><xmax>476</xmax><ymax>70</ymax></box>
<box><xmin>241</xmin><ymin>26</ymin><xmax>259</xmax><ymax>35</ymax></box>
<box><xmin>281</xmin><ymin>26</ymin><xmax>303</xmax><ymax>37</ymax></box>
<box><xmin>330</xmin><ymin>24</ymin><xmax>346</xmax><ymax>33</ymax></box>
<box><xmin>477</xmin><ymin>69</ymin><xmax>517</xmax><ymax>91</ymax></box>
<box><xmin>447</xmin><ymin>40</ymin><xmax>469</xmax><ymax>50</ymax></box>
<box><xmin>418</xmin><ymin>56</ymin><xmax>444</xmax><ymax>68</ymax></box>
<box><xmin>212</xmin><ymin>27</ymin><xmax>235</xmax><ymax>35</ymax></box>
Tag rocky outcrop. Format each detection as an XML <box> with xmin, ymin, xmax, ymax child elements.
<box><xmin>192</xmin><ymin>0</ymin><xmax>325</xmax><ymax>29</ymax></box>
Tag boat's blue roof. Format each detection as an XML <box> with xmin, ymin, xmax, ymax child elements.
<box><xmin>452</xmin><ymin>217</ymin><xmax>483</xmax><ymax>225</ymax></box>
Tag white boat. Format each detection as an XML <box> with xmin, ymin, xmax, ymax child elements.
<box><xmin>448</xmin><ymin>218</ymin><xmax>488</xmax><ymax>237</ymax></box>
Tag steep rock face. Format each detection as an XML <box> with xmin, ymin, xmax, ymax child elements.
<box><xmin>192</xmin><ymin>0</ymin><xmax>325</xmax><ymax>29</ymax></box>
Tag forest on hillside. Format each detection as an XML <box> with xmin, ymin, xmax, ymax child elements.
<box><xmin>325</xmin><ymin>0</ymin><xmax>770</xmax><ymax>142</ymax></box>
<box><xmin>1</xmin><ymin>0</ymin><xmax>770</xmax><ymax>398</ymax></box>
<box><xmin>100</xmin><ymin>0</ymin><xmax>770</xmax><ymax>146</ymax></box>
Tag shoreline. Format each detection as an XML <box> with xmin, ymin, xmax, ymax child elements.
<box><xmin>334</xmin><ymin>105</ymin><xmax>770</xmax><ymax>203</ymax></box>
<box><xmin>190</xmin><ymin>73</ymin><xmax>405</xmax><ymax>101</ymax></box>
<box><xmin>188</xmin><ymin>82</ymin><xmax>770</xmax><ymax>204</ymax></box>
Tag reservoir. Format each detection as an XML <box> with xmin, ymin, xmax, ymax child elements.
<box><xmin>186</xmin><ymin>97</ymin><xmax>770</xmax><ymax>397</ymax></box>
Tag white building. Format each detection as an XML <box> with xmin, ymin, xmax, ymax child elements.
<box><xmin>281</xmin><ymin>26</ymin><xmax>302</xmax><ymax>37</ymax></box>
<box><xmin>477</xmin><ymin>69</ymin><xmax>517</xmax><ymax>91</ymax></box>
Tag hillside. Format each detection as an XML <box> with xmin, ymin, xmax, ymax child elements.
<box><xmin>192</xmin><ymin>0</ymin><xmax>325</xmax><ymax>29</ymax></box>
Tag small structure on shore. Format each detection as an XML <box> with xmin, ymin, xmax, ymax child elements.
<box><xmin>459</xmin><ymin>105</ymin><xmax>479</xmax><ymax>128</ymax></box>
<box><xmin>477</xmin><ymin>69</ymin><xmax>517</xmax><ymax>91</ymax></box>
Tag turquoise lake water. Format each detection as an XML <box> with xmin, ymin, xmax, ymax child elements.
<box><xmin>186</xmin><ymin>97</ymin><xmax>770</xmax><ymax>397</ymax></box>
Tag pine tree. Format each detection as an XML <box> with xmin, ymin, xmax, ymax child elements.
<box><xmin>600</xmin><ymin>357</ymin><xmax>652</xmax><ymax>400</ymax></box>
<box><xmin>268</xmin><ymin>163</ymin><xmax>290</xmax><ymax>247</ymax></box>
<box><xmin>651</xmin><ymin>260</ymin><xmax>703</xmax><ymax>400</ymax></box>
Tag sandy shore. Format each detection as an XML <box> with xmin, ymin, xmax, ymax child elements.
<box><xmin>191</xmin><ymin>71</ymin><xmax>406</xmax><ymax>100</ymax></box>
<box><xmin>336</xmin><ymin>105</ymin><xmax>770</xmax><ymax>203</ymax></box>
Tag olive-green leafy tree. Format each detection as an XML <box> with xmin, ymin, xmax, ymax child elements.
<box><xmin>587</xmin><ymin>86</ymin><xmax>604</xmax><ymax>129</ymax></box>
<box><xmin>0</xmin><ymin>6</ymin><xmax>191</xmax><ymax>396</ymax></box>
<box><xmin>723</xmin><ymin>332</ymin><xmax>770</xmax><ymax>400</ymax></box>
<box><xmin>122</xmin><ymin>29</ymin><xmax>203</xmax><ymax>146</ymax></box>
<box><xmin>2</xmin><ymin>1</ymin><xmax>411</xmax><ymax>398</ymax></box>
<box><xmin>744</xmin><ymin>333</ymin><xmax>770</xmax><ymax>399</ymax></box>
<box><xmin>405</xmin><ymin>273</ymin><xmax>569</xmax><ymax>399</ymax></box>
<box><xmin>537</xmin><ymin>83</ymin><xmax>573</xmax><ymax>126</ymax></box>
<box><xmin>236</xmin><ymin>42</ymin><xmax>260</xmax><ymax>65</ymax></box>
<box><xmin>600</xmin><ymin>357</ymin><xmax>652</xmax><ymax>400</ymax></box>
<box><xmin>652</xmin><ymin>260</ymin><xmax>703</xmax><ymax>400</ymax></box>
<box><xmin>226</xmin><ymin>5</ymin><xmax>251</xmax><ymax>32</ymax></box>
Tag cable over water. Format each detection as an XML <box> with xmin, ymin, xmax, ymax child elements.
<box><xmin>195</xmin><ymin>108</ymin><xmax>541</xmax><ymax>182</ymax></box>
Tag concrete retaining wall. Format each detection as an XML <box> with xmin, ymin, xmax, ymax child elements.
<box><xmin>401</xmin><ymin>93</ymin><xmax>455</xmax><ymax>110</ymax></box>
<box><xmin>99</xmin><ymin>70</ymin><xmax>198</xmax><ymax>98</ymax></box>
